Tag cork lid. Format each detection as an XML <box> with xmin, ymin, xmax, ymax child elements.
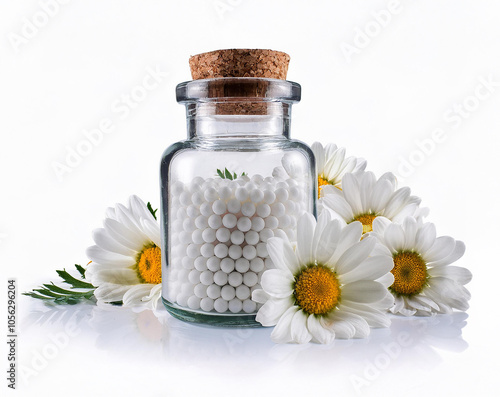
<box><xmin>189</xmin><ymin>49</ymin><xmax>290</xmax><ymax>80</ymax></box>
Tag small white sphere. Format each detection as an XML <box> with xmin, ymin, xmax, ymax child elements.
<box><xmin>245</xmin><ymin>182</ymin><xmax>257</xmax><ymax>191</ymax></box>
<box><xmin>251</xmin><ymin>217</ymin><xmax>265</xmax><ymax>232</ymax></box>
<box><xmin>191</xmin><ymin>229</ymin><xmax>204</xmax><ymax>244</ymax></box>
<box><xmin>195</xmin><ymin>215</ymin><xmax>209</xmax><ymax>229</ymax></box>
<box><xmin>187</xmin><ymin>295</ymin><xmax>201</xmax><ymax>310</ymax></box>
<box><xmin>194</xmin><ymin>256</ymin><xmax>208</xmax><ymax>271</ymax></box>
<box><xmin>187</xmin><ymin>205</ymin><xmax>200</xmax><ymax>218</ymax></box>
<box><xmin>204</xmin><ymin>187</ymin><xmax>218</xmax><ymax>202</ymax></box>
<box><xmin>256</xmin><ymin>203</ymin><xmax>271</xmax><ymax>218</ymax></box>
<box><xmin>208</xmin><ymin>214</ymin><xmax>222</xmax><ymax>229</ymax></box>
<box><xmin>180</xmin><ymin>192</ymin><xmax>192</xmax><ymax>206</ymax></box>
<box><xmin>182</xmin><ymin>256</ymin><xmax>195</xmax><ymax>269</ymax></box>
<box><xmin>241</xmin><ymin>202</ymin><xmax>256</xmax><ymax>217</ymax></box>
<box><xmin>259</xmin><ymin>228</ymin><xmax>274</xmax><ymax>242</ymax></box>
<box><xmin>263</xmin><ymin>190</ymin><xmax>276</xmax><ymax>204</ymax></box>
<box><xmin>191</xmin><ymin>192</ymin><xmax>205</xmax><ymax>206</ymax></box>
<box><xmin>271</xmin><ymin>202</ymin><xmax>286</xmax><ymax>217</ymax></box>
<box><xmin>264</xmin><ymin>216</ymin><xmax>279</xmax><ymax>230</ymax></box>
<box><xmin>219</xmin><ymin>186</ymin><xmax>232</xmax><ymax>200</ymax></box>
<box><xmin>188</xmin><ymin>269</ymin><xmax>201</xmax><ymax>284</ymax></box>
<box><xmin>228</xmin><ymin>271</ymin><xmax>243</xmax><ymax>287</ymax></box>
<box><xmin>221</xmin><ymin>285</ymin><xmax>236</xmax><ymax>301</ymax></box>
<box><xmin>256</xmin><ymin>242</ymin><xmax>268</xmax><ymax>258</ymax></box>
<box><xmin>230</xmin><ymin>230</ymin><xmax>245</xmax><ymax>245</ymax></box>
<box><xmin>200</xmin><ymin>202</ymin><xmax>213</xmax><ymax>217</ymax></box>
<box><xmin>183</xmin><ymin>218</ymin><xmax>196</xmax><ymax>232</ymax></box>
<box><xmin>202</xmin><ymin>228</ymin><xmax>217</xmax><ymax>243</ymax></box>
<box><xmin>235</xmin><ymin>187</ymin><xmax>249</xmax><ymax>202</ymax></box>
<box><xmin>220</xmin><ymin>257</ymin><xmax>235</xmax><ymax>273</ymax></box>
<box><xmin>172</xmin><ymin>219</ymin><xmax>183</xmax><ymax>233</ymax></box>
<box><xmin>200</xmin><ymin>297</ymin><xmax>214</xmax><ymax>312</ymax></box>
<box><xmin>273</xmin><ymin>229</ymin><xmax>288</xmax><ymax>240</ymax></box>
<box><xmin>206</xmin><ymin>284</ymin><xmax>221</xmax><ymax>299</ymax></box>
<box><xmin>194</xmin><ymin>283</ymin><xmax>208</xmax><ymax>298</ymax></box>
<box><xmin>242</xmin><ymin>299</ymin><xmax>257</xmax><ymax>313</ymax></box>
<box><xmin>289</xmin><ymin>186</ymin><xmax>300</xmax><ymax>201</ymax></box>
<box><xmin>237</xmin><ymin>217</ymin><xmax>252</xmax><ymax>232</ymax></box>
<box><xmin>227</xmin><ymin>198</ymin><xmax>241</xmax><ymax>214</ymax></box>
<box><xmin>176</xmin><ymin>294</ymin><xmax>189</xmax><ymax>307</ymax></box>
<box><xmin>275</xmin><ymin>187</ymin><xmax>289</xmax><ymax>202</ymax></box>
<box><xmin>177</xmin><ymin>207</ymin><xmax>187</xmax><ymax>220</ymax></box>
<box><xmin>228</xmin><ymin>245</ymin><xmax>243</xmax><ymax>260</ymax></box>
<box><xmin>214</xmin><ymin>270</ymin><xmax>228</xmax><ymax>286</ymax></box>
<box><xmin>171</xmin><ymin>181</ymin><xmax>184</xmax><ymax>195</ymax></box>
<box><xmin>216</xmin><ymin>228</ymin><xmax>231</xmax><ymax>242</ymax></box>
<box><xmin>200</xmin><ymin>243</ymin><xmax>215</xmax><ymax>258</ymax></box>
<box><xmin>192</xmin><ymin>176</ymin><xmax>205</xmax><ymax>186</ymax></box>
<box><xmin>214</xmin><ymin>243</ymin><xmax>228</xmax><ymax>258</ymax></box>
<box><xmin>242</xmin><ymin>245</ymin><xmax>257</xmax><ymax>260</ymax></box>
<box><xmin>228</xmin><ymin>298</ymin><xmax>243</xmax><ymax>313</ymax></box>
<box><xmin>235</xmin><ymin>258</ymin><xmax>250</xmax><ymax>273</ymax></box>
<box><xmin>181</xmin><ymin>282</ymin><xmax>195</xmax><ymax>295</ymax></box>
<box><xmin>236</xmin><ymin>285</ymin><xmax>251</xmax><ymax>300</ymax></box>
<box><xmin>250</xmin><ymin>257</ymin><xmax>265</xmax><ymax>272</ymax></box>
<box><xmin>250</xmin><ymin>189</ymin><xmax>264</xmax><ymax>203</ymax></box>
<box><xmin>212</xmin><ymin>200</ymin><xmax>227</xmax><ymax>215</ymax></box>
<box><xmin>179</xmin><ymin>231</ymin><xmax>192</xmax><ymax>244</ymax></box>
<box><xmin>284</xmin><ymin>200</ymin><xmax>296</xmax><ymax>214</ymax></box>
<box><xmin>200</xmin><ymin>270</ymin><xmax>214</xmax><ymax>285</ymax></box>
<box><xmin>278</xmin><ymin>215</ymin><xmax>291</xmax><ymax>228</ymax></box>
<box><xmin>243</xmin><ymin>272</ymin><xmax>258</xmax><ymax>287</ymax></box>
<box><xmin>245</xmin><ymin>230</ymin><xmax>260</xmax><ymax>245</ymax></box>
<box><xmin>178</xmin><ymin>268</ymin><xmax>190</xmax><ymax>282</ymax></box>
<box><xmin>222</xmin><ymin>214</ymin><xmax>237</xmax><ymax>229</ymax></box>
<box><xmin>214</xmin><ymin>298</ymin><xmax>229</xmax><ymax>313</ymax></box>
<box><xmin>187</xmin><ymin>244</ymin><xmax>201</xmax><ymax>258</ymax></box>
<box><xmin>206</xmin><ymin>256</ymin><xmax>221</xmax><ymax>272</ymax></box>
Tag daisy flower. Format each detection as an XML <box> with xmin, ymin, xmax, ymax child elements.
<box><xmin>321</xmin><ymin>171</ymin><xmax>428</xmax><ymax>234</ymax></box>
<box><xmin>85</xmin><ymin>195</ymin><xmax>162</xmax><ymax>310</ymax></box>
<box><xmin>252</xmin><ymin>211</ymin><xmax>394</xmax><ymax>344</ymax></box>
<box><xmin>372</xmin><ymin>216</ymin><xmax>472</xmax><ymax>316</ymax></box>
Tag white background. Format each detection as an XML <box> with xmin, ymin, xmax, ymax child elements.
<box><xmin>1</xmin><ymin>0</ymin><xmax>499</xmax><ymax>396</ymax></box>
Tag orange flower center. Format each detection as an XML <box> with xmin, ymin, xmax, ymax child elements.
<box><xmin>294</xmin><ymin>265</ymin><xmax>340</xmax><ymax>315</ymax></box>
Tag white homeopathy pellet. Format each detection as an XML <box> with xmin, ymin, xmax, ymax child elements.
<box><xmin>222</xmin><ymin>213</ymin><xmax>237</xmax><ymax>229</ymax></box>
<box><xmin>194</xmin><ymin>256</ymin><xmax>208</xmax><ymax>271</ymax></box>
<box><xmin>235</xmin><ymin>258</ymin><xmax>250</xmax><ymax>273</ymax></box>
<box><xmin>256</xmin><ymin>203</ymin><xmax>271</xmax><ymax>218</ymax></box>
<box><xmin>235</xmin><ymin>187</ymin><xmax>249</xmax><ymax>202</ymax></box>
<box><xmin>202</xmin><ymin>228</ymin><xmax>217</xmax><ymax>243</ymax></box>
<box><xmin>216</xmin><ymin>227</ymin><xmax>231</xmax><ymax>242</ymax></box>
<box><xmin>172</xmin><ymin>219</ymin><xmax>183</xmax><ymax>233</ymax></box>
<box><xmin>200</xmin><ymin>297</ymin><xmax>214</xmax><ymax>312</ymax></box>
<box><xmin>172</xmin><ymin>181</ymin><xmax>184</xmax><ymax>195</ymax></box>
<box><xmin>178</xmin><ymin>268</ymin><xmax>190</xmax><ymax>282</ymax></box>
<box><xmin>214</xmin><ymin>243</ymin><xmax>228</xmax><ymax>258</ymax></box>
<box><xmin>187</xmin><ymin>244</ymin><xmax>201</xmax><ymax>258</ymax></box>
<box><xmin>200</xmin><ymin>270</ymin><xmax>214</xmax><ymax>285</ymax></box>
<box><xmin>206</xmin><ymin>256</ymin><xmax>221</xmax><ymax>272</ymax></box>
<box><xmin>250</xmin><ymin>189</ymin><xmax>264</xmax><ymax>203</ymax></box>
<box><xmin>278</xmin><ymin>215</ymin><xmax>291</xmax><ymax>228</ymax></box>
<box><xmin>263</xmin><ymin>190</ymin><xmax>276</xmax><ymax>204</ymax></box>
<box><xmin>212</xmin><ymin>199</ymin><xmax>226</xmax><ymax>215</ymax></box>
<box><xmin>275</xmin><ymin>187</ymin><xmax>289</xmax><ymax>202</ymax></box>
<box><xmin>214</xmin><ymin>270</ymin><xmax>229</xmax><ymax>286</ymax></box>
<box><xmin>221</xmin><ymin>285</ymin><xmax>236</xmax><ymax>301</ymax></box>
<box><xmin>265</xmin><ymin>216</ymin><xmax>279</xmax><ymax>230</ymax></box>
<box><xmin>200</xmin><ymin>202</ymin><xmax>213</xmax><ymax>217</ymax></box>
<box><xmin>235</xmin><ymin>284</ymin><xmax>251</xmax><ymax>300</ymax></box>
<box><xmin>183</xmin><ymin>218</ymin><xmax>196</xmax><ymax>232</ymax></box>
<box><xmin>230</xmin><ymin>230</ymin><xmax>244</xmax><ymax>245</ymax></box>
<box><xmin>289</xmin><ymin>186</ymin><xmax>300</xmax><ymax>201</ymax></box>
<box><xmin>187</xmin><ymin>205</ymin><xmax>200</xmax><ymax>218</ymax></box>
<box><xmin>237</xmin><ymin>217</ymin><xmax>252</xmax><ymax>232</ymax></box>
<box><xmin>200</xmin><ymin>243</ymin><xmax>215</xmax><ymax>258</ymax></box>
<box><xmin>187</xmin><ymin>295</ymin><xmax>201</xmax><ymax>310</ymax></box>
<box><xmin>204</xmin><ymin>187</ymin><xmax>218</xmax><ymax>202</ymax></box>
<box><xmin>228</xmin><ymin>298</ymin><xmax>243</xmax><ymax>313</ymax></box>
<box><xmin>191</xmin><ymin>191</ymin><xmax>205</xmax><ymax>206</ymax></box>
<box><xmin>180</xmin><ymin>192</ymin><xmax>192</xmax><ymax>206</ymax></box>
<box><xmin>228</xmin><ymin>245</ymin><xmax>243</xmax><ymax>260</ymax></box>
<box><xmin>179</xmin><ymin>231</ymin><xmax>192</xmax><ymax>244</ymax></box>
<box><xmin>256</xmin><ymin>242</ymin><xmax>268</xmax><ymax>258</ymax></box>
<box><xmin>192</xmin><ymin>176</ymin><xmax>205</xmax><ymax>186</ymax></box>
<box><xmin>182</xmin><ymin>256</ymin><xmax>195</xmax><ymax>269</ymax></box>
<box><xmin>188</xmin><ymin>269</ymin><xmax>201</xmax><ymax>284</ymax></box>
<box><xmin>241</xmin><ymin>202</ymin><xmax>256</xmax><ymax>217</ymax></box>
<box><xmin>273</xmin><ymin>229</ymin><xmax>288</xmax><ymax>240</ymax></box>
<box><xmin>228</xmin><ymin>271</ymin><xmax>243</xmax><ymax>287</ymax></box>
<box><xmin>208</xmin><ymin>214</ymin><xmax>222</xmax><ymax>229</ymax></box>
<box><xmin>244</xmin><ymin>230</ymin><xmax>259</xmax><ymax>245</ymax></box>
<box><xmin>284</xmin><ymin>200</ymin><xmax>296</xmax><ymax>214</ymax></box>
<box><xmin>219</xmin><ymin>186</ymin><xmax>232</xmax><ymax>200</ymax></box>
<box><xmin>177</xmin><ymin>207</ymin><xmax>187</xmax><ymax>220</ymax></box>
<box><xmin>242</xmin><ymin>245</ymin><xmax>257</xmax><ymax>260</ymax></box>
<box><xmin>194</xmin><ymin>283</ymin><xmax>208</xmax><ymax>298</ymax></box>
<box><xmin>181</xmin><ymin>282</ymin><xmax>195</xmax><ymax>295</ymax></box>
<box><xmin>214</xmin><ymin>298</ymin><xmax>229</xmax><ymax>313</ymax></box>
<box><xmin>191</xmin><ymin>229</ymin><xmax>204</xmax><ymax>244</ymax></box>
<box><xmin>176</xmin><ymin>294</ymin><xmax>189</xmax><ymax>307</ymax></box>
<box><xmin>195</xmin><ymin>215</ymin><xmax>209</xmax><ymax>229</ymax></box>
<box><xmin>243</xmin><ymin>271</ymin><xmax>258</xmax><ymax>287</ymax></box>
<box><xmin>251</xmin><ymin>217</ymin><xmax>265</xmax><ymax>232</ymax></box>
<box><xmin>259</xmin><ymin>228</ymin><xmax>274</xmax><ymax>242</ymax></box>
<box><xmin>220</xmin><ymin>258</ymin><xmax>235</xmax><ymax>273</ymax></box>
<box><xmin>250</xmin><ymin>257</ymin><xmax>265</xmax><ymax>273</ymax></box>
<box><xmin>227</xmin><ymin>198</ymin><xmax>241</xmax><ymax>214</ymax></box>
<box><xmin>271</xmin><ymin>202</ymin><xmax>286</xmax><ymax>217</ymax></box>
<box><xmin>206</xmin><ymin>284</ymin><xmax>221</xmax><ymax>299</ymax></box>
<box><xmin>242</xmin><ymin>299</ymin><xmax>257</xmax><ymax>313</ymax></box>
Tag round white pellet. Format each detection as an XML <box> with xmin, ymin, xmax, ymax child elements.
<box><xmin>250</xmin><ymin>189</ymin><xmax>264</xmax><ymax>203</ymax></box>
<box><xmin>259</xmin><ymin>228</ymin><xmax>274</xmax><ymax>242</ymax></box>
<box><xmin>206</xmin><ymin>284</ymin><xmax>221</xmax><ymax>299</ymax></box>
<box><xmin>202</xmin><ymin>228</ymin><xmax>217</xmax><ymax>243</ymax></box>
<box><xmin>183</xmin><ymin>218</ymin><xmax>196</xmax><ymax>232</ymax></box>
<box><xmin>180</xmin><ymin>192</ymin><xmax>192</xmax><ymax>206</ymax></box>
<box><xmin>192</xmin><ymin>176</ymin><xmax>205</xmax><ymax>186</ymax></box>
<box><xmin>214</xmin><ymin>270</ymin><xmax>228</xmax><ymax>286</ymax></box>
<box><xmin>251</xmin><ymin>174</ymin><xmax>264</xmax><ymax>183</ymax></box>
<box><xmin>228</xmin><ymin>271</ymin><xmax>243</xmax><ymax>287</ymax></box>
<box><xmin>214</xmin><ymin>243</ymin><xmax>228</xmax><ymax>258</ymax></box>
<box><xmin>179</xmin><ymin>231</ymin><xmax>192</xmax><ymax>244</ymax></box>
<box><xmin>250</xmin><ymin>257</ymin><xmax>265</xmax><ymax>272</ymax></box>
<box><xmin>251</xmin><ymin>217</ymin><xmax>265</xmax><ymax>232</ymax></box>
<box><xmin>278</xmin><ymin>215</ymin><xmax>291</xmax><ymax>228</ymax></box>
<box><xmin>245</xmin><ymin>182</ymin><xmax>257</xmax><ymax>191</ymax></box>
<box><xmin>243</xmin><ymin>271</ymin><xmax>258</xmax><ymax>287</ymax></box>
<box><xmin>187</xmin><ymin>295</ymin><xmax>201</xmax><ymax>310</ymax></box>
<box><xmin>271</xmin><ymin>202</ymin><xmax>286</xmax><ymax>217</ymax></box>
<box><xmin>244</xmin><ymin>231</ymin><xmax>260</xmax><ymax>245</ymax></box>
<box><xmin>227</xmin><ymin>198</ymin><xmax>241</xmax><ymax>214</ymax></box>
<box><xmin>221</xmin><ymin>285</ymin><xmax>236</xmax><ymax>301</ymax></box>
<box><xmin>241</xmin><ymin>202</ymin><xmax>256</xmax><ymax>217</ymax></box>
<box><xmin>187</xmin><ymin>244</ymin><xmax>201</xmax><ymax>258</ymax></box>
<box><xmin>242</xmin><ymin>299</ymin><xmax>257</xmax><ymax>313</ymax></box>
<box><xmin>177</xmin><ymin>207</ymin><xmax>187</xmax><ymax>220</ymax></box>
<box><xmin>256</xmin><ymin>242</ymin><xmax>268</xmax><ymax>258</ymax></box>
<box><xmin>200</xmin><ymin>202</ymin><xmax>213</xmax><ymax>217</ymax></box>
<box><xmin>230</xmin><ymin>230</ymin><xmax>245</xmax><ymax>245</ymax></box>
<box><xmin>191</xmin><ymin>229</ymin><xmax>204</xmax><ymax>244</ymax></box>
<box><xmin>182</xmin><ymin>256</ymin><xmax>195</xmax><ymax>269</ymax></box>
<box><xmin>200</xmin><ymin>297</ymin><xmax>214</xmax><ymax>312</ymax></box>
<box><xmin>195</xmin><ymin>215</ymin><xmax>209</xmax><ymax>229</ymax></box>
<box><xmin>171</xmin><ymin>181</ymin><xmax>184</xmax><ymax>195</ymax></box>
<box><xmin>263</xmin><ymin>190</ymin><xmax>276</xmax><ymax>204</ymax></box>
<box><xmin>206</xmin><ymin>256</ymin><xmax>221</xmax><ymax>272</ymax></box>
<box><xmin>216</xmin><ymin>228</ymin><xmax>231</xmax><ymax>242</ymax></box>
<box><xmin>178</xmin><ymin>268</ymin><xmax>190</xmax><ymax>282</ymax></box>
<box><xmin>220</xmin><ymin>258</ymin><xmax>235</xmax><ymax>273</ymax></box>
<box><xmin>212</xmin><ymin>200</ymin><xmax>226</xmax><ymax>215</ymax></box>
<box><xmin>284</xmin><ymin>200</ymin><xmax>296</xmax><ymax>214</ymax></box>
<box><xmin>228</xmin><ymin>299</ymin><xmax>243</xmax><ymax>313</ymax></box>
<box><xmin>208</xmin><ymin>214</ymin><xmax>222</xmax><ymax>229</ymax></box>
<box><xmin>242</xmin><ymin>245</ymin><xmax>257</xmax><ymax>260</ymax></box>
<box><xmin>264</xmin><ymin>216</ymin><xmax>279</xmax><ymax>230</ymax></box>
<box><xmin>286</xmin><ymin>178</ymin><xmax>298</xmax><ymax>187</ymax></box>
<box><xmin>273</xmin><ymin>229</ymin><xmax>288</xmax><ymax>240</ymax></box>
<box><xmin>237</xmin><ymin>217</ymin><xmax>252</xmax><ymax>232</ymax></box>
<box><xmin>188</xmin><ymin>269</ymin><xmax>201</xmax><ymax>284</ymax></box>
<box><xmin>172</xmin><ymin>219</ymin><xmax>183</xmax><ymax>233</ymax></box>
<box><xmin>194</xmin><ymin>256</ymin><xmax>208</xmax><ymax>271</ymax></box>
<box><xmin>176</xmin><ymin>294</ymin><xmax>189</xmax><ymax>307</ymax></box>
<box><xmin>204</xmin><ymin>187</ymin><xmax>218</xmax><ymax>202</ymax></box>
<box><xmin>275</xmin><ymin>187</ymin><xmax>289</xmax><ymax>202</ymax></box>
<box><xmin>235</xmin><ymin>187</ymin><xmax>249</xmax><ymax>202</ymax></box>
<box><xmin>276</xmin><ymin>181</ymin><xmax>288</xmax><ymax>189</ymax></box>
<box><xmin>265</xmin><ymin>258</ymin><xmax>275</xmax><ymax>269</ymax></box>
<box><xmin>181</xmin><ymin>282</ymin><xmax>195</xmax><ymax>295</ymax></box>
<box><xmin>187</xmin><ymin>205</ymin><xmax>200</xmax><ymax>218</ymax></box>
<box><xmin>200</xmin><ymin>243</ymin><xmax>215</xmax><ymax>258</ymax></box>
<box><xmin>236</xmin><ymin>285</ymin><xmax>251</xmax><ymax>300</ymax></box>
<box><xmin>228</xmin><ymin>245</ymin><xmax>243</xmax><ymax>260</ymax></box>
<box><xmin>200</xmin><ymin>270</ymin><xmax>214</xmax><ymax>285</ymax></box>
<box><xmin>194</xmin><ymin>283</ymin><xmax>208</xmax><ymax>298</ymax></box>
<box><xmin>222</xmin><ymin>214</ymin><xmax>237</xmax><ymax>228</ymax></box>
<box><xmin>219</xmin><ymin>186</ymin><xmax>232</xmax><ymax>200</ymax></box>
<box><xmin>256</xmin><ymin>203</ymin><xmax>271</xmax><ymax>218</ymax></box>
<box><xmin>214</xmin><ymin>298</ymin><xmax>229</xmax><ymax>313</ymax></box>
<box><xmin>192</xmin><ymin>192</ymin><xmax>205</xmax><ymax>206</ymax></box>
<box><xmin>289</xmin><ymin>186</ymin><xmax>300</xmax><ymax>201</ymax></box>
<box><xmin>235</xmin><ymin>258</ymin><xmax>250</xmax><ymax>273</ymax></box>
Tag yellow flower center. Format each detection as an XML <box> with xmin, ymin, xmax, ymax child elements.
<box><xmin>390</xmin><ymin>251</ymin><xmax>427</xmax><ymax>296</ymax></box>
<box><xmin>318</xmin><ymin>176</ymin><xmax>341</xmax><ymax>198</ymax></box>
<box><xmin>294</xmin><ymin>265</ymin><xmax>340</xmax><ymax>315</ymax></box>
<box><xmin>136</xmin><ymin>245</ymin><xmax>162</xmax><ymax>284</ymax></box>
<box><xmin>352</xmin><ymin>213</ymin><xmax>377</xmax><ymax>234</ymax></box>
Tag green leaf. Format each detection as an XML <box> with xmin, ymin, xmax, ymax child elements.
<box><xmin>22</xmin><ymin>292</ymin><xmax>53</xmax><ymax>301</ymax></box>
<box><xmin>217</xmin><ymin>169</ymin><xmax>225</xmax><ymax>178</ymax></box>
<box><xmin>56</xmin><ymin>269</ymin><xmax>95</xmax><ymax>289</ymax></box>
<box><xmin>224</xmin><ymin>168</ymin><xmax>233</xmax><ymax>180</ymax></box>
<box><xmin>75</xmin><ymin>264</ymin><xmax>86</xmax><ymax>278</ymax></box>
<box><xmin>147</xmin><ymin>202</ymin><xmax>158</xmax><ymax>220</ymax></box>
<box><xmin>42</xmin><ymin>283</ymin><xmax>93</xmax><ymax>296</ymax></box>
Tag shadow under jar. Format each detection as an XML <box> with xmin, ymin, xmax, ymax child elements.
<box><xmin>160</xmin><ymin>77</ymin><xmax>316</xmax><ymax>327</ymax></box>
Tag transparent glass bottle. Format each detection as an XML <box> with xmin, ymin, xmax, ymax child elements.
<box><xmin>160</xmin><ymin>77</ymin><xmax>316</xmax><ymax>327</ymax></box>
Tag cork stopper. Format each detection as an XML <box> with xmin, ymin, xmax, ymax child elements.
<box><xmin>189</xmin><ymin>49</ymin><xmax>290</xmax><ymax>80</ymax></box>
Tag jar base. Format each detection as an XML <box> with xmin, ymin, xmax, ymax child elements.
<box><xmin>162</xmin><ymin>297</ymin><xmax>263</xmax><ymax>328</ymax></box>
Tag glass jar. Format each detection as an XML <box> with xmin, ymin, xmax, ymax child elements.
<box><xmin>160</xmin><ymin>77</ymin><xmax>316</xmax><ymax>327</ymax></box>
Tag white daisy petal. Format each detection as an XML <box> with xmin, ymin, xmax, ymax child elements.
<box><xmin>251</xmin><ymin>288</ymin><xmax>270</xmax><ymax>304</ymax></box>
<box><xmin>428</xmin><ymin>240</ymin><xmax>466</xmax><ymax>267</ymax></box>
<box><xmin>123</xmin><ymin>284</ymin><xmax>155</xmax><ymax>307</ymax></box>
<box><xmin>339</xmin><ymin>302</ymin><xmax>391</xmax><ymax>328</ymax></box>
<box><xmin>315</xmin><ymin>219</ymin><xmax>342</xmax><ymax>264</ymax></box>
<box><xmin>391</xmin><ymin>203</ymin><xmax>419</xmax><ymax>224</ymax></box>
<box><xmin>342</xmin><ymin>173</ymin><xmax>363</xmax><ymax>215</ymax></box>
<box><xmin>270</xmin><ymin>306</ymin><xmax>299</xmax><ymax>344</ymax></box>
<box><xmin>290</xmin><ymin>310</ymin><xmax>312</xmax><ymax>344</ymax></box>
<box><xmin>376</xmin><ymin>272</ymin><xmax>395</xmax><ymax>288</ymax></box>
<box><xmin>402</xmin><ymin>217</ymin><xmax>418</xmax><ymax>250</ymax></box>
<box><xmin>342</xmin><ymin>280</ymin><xmax>388</xmax><ymax>303</ymax></box>
<box><xmin>261</xmin><ymin>269</ymin><xmax>294</xmax><ymax>298</ymax></box>
<box><xmin>311</xmin><ymin>142</ymin><xmax>326</xmax><ymax>175</ymax></box>
<box><xmin>256</xmin><ymin>297</ymin><xmax>294</xmax><ymax>326</ymax></box>
<box><xmin>86</xmin><ymin>245</ymin><xmax>136</xmax><ymax>267</ymax></box>
<box><xmin>372</xmin><ymin>216</ymin><xmax>392</xmax><ymax>237</ymax></box>
<box><xmin>383</xmin><ymin>223</ymin><xmax>405</xmax><ymax>253</ymax></box>
<box><xmin>103</xmin><ymin>218</ymin><xmax>145</xmax><ymax>251</ymax></box>
<box><xmin>339</xmin><ymin>255</ymin><xmax>394</xmax><ymax>285</ymax></box>
<box><xmin>423</xmin><ymin>236</ymin><xmax>456</xmax><ymax>263</ymax></box>
<box><xmin>86</xmin><ymin>266</ymin><xmax>139</xmax><ymax>285</ymax></box>
<box><xmin>307</xmin><ymin>315</ymin><xmax>336</xmax><ymax>344</ymax></box>
<box><xmin>93</xmin><ymin>228</ymin><xmax>138</xmax><ymax>257</ymax></box>
<box><xmin>335</xmin><ymin>237</ymin><xmax>376</xmax><ymax>275</ymax></box>
<box><xmin>324</xmin><ymin>312</ymin><xmax>356</xmax><ymax>339</ymax></box>
<box><xmin>428</xmin><ymin>265</ymin><xmax>472</xmax><ymax>285</ymax></box>
<box><xmin>383</xmin><ymin>187</ymin><xmax>412</xmax><ymax>219</ymax></box>
<box><xmin>369</xmin><ymin>179</ymin><xmax>393</xmax><ymax>212</ymax></box>
<box><xmin>140</xmin><ymin>218</ymin><xmax>161</xmax><ymax>247</ymax></box>
<box><xmin>296</xmin><ymin>213</ymin><xmax>316</xmax><ymax>265</ymax></box>
<box><xmin>322</xmin><ymin>194</ymin><xmax>354</xmax><ymax>221</ymax></box>
<box><xmin>94</xmin><ymin>283</ymin><xmax>132</xmax><ymax>303</ymax></box>
<box><xmin>326</xmin><ymin>221</ymin><xmax>363</xmax><ymax>265</ymax></box>
<box><xmin>414</xmin><ymin>222</ymin><xmax>437</xmax><ymax>253</ymax></box>
<box><xmin>267</xmin><ymin>237</ymin><xmax>299</xmax><ymax>275</ymax></box>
